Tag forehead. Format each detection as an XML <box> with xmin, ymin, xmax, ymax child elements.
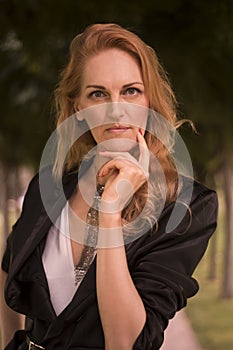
<box><xmin>82</xmin><ymin>49</ymin><xmax>143</xmax><ymax>86</ymax></box>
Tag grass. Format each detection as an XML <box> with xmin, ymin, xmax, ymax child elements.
<box><xmin>186</xmin><ymin>257</ymin><xmax>233</xmax><ymax>349</ymax></box>
<box><xmin>186</xmin><ymin>193</ymin><xmax>233</xmax><ymax>350</ymax></box>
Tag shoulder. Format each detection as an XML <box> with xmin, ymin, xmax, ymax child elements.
<box><xmin>127</xmin><ymin>178</ymin><xmax>218</xmax><ymax>273</ymax></box>
<box><xmin>189</xmin><ymin>178</ymin><xmax>217</xmax><ymax>204</ymax></box>
<box><xmin>160</xmin><ymin>177</ymin><xmax>218</xmax><ymax>235</ymax></box>
<box><xmin>179</xmin><ymin>176</ymin><xmax>217</xmax><ymax>205</ymax></box>
<box><xmin>181</xmin><ymin>178</ymin><xmax>218</xmax><ymax>233</ymax></box>
<box><xmin>17</xmin><ymin>166</ymin><xmax>54</xmax><ymax>216</ymax></box>
<box><xmin>22</xmin><ymin>166</ymin><xmax>79</xmax><ymax>208</ymax></box>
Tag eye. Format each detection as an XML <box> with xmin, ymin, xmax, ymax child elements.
<box><xmin>89</xmin><ymin>90</ymin><xmax>106</xmax><ymax>99</ymax></box>
<box><xmin>123</xmin><ymin>87</ymin><xmax>142</xmax><ymax>96</ymax></box>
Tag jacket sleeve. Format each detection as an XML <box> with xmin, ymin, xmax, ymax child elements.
<box><xmin>132</xmin><ymin>185</ymin><xmax>218</xmax><ymax>350</ymax></box>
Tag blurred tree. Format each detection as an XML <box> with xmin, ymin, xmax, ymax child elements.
<box><xmin>141</xmin><ymin>0</ymin><xmax>233</xmax><ymax>297</ymax></box>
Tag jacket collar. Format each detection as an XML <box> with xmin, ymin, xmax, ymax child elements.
<box><xmin>7</xmin><ymin>157</ymin><xmax>94</xmax><ymax>284</ymax></box>
<box><xmin>43</xmin><ymin>257</ymin><xmax>97</xmax><ymax>341</ymax></box>
<box><xmin>5</xmin><ymin>170</ymin><xmax>78</xmax><ymax>299</ymax></box>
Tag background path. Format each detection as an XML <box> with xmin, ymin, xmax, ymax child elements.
<box><xmin>161</xmin><ymin>310</ymin><xmax>203</xmax><ymax>350</ymax></box>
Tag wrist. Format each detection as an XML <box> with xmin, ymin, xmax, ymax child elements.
<box><xmin>98</xmin><ymin>214</ymin><xmax>124</xmax><ymax>248</ymax></box>
<box><xmin>99</xmin><ymin>211</ymin><xmax>122</xmax><ymax>228</ymax></box>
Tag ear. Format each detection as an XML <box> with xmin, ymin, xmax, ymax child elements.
<box><xmin>74</xmin><ymin>103</ymin><xmax>84</xmax><ymax>121</ymax></box>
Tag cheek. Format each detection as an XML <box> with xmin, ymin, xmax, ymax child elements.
<box><xmin>82</xmin><ymin>106</ymin><xmax>107</xmax><ymax>129</ymax></box>
<box><xmin>126</xmin><ymin>104</ymin><xmax>148</xmax><ymax>130</ymax></box>
<box><xmin>89</xmin><ymin>127</ymin><xmax>102</xmax><ymax>143</ymax></box>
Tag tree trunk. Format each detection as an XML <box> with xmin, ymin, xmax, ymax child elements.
<box><xmin>0</xmin><ymin>164</ymin><xmax>10</xmax><ymax>247</ymax></box>
<box><xmin>13</xmin><ymin>165</ymin><xmax>23</xmax><ymax>216</ymax></box>
<box><xmin>221</xmin><ymin>156</ymin><xmax>233</xmax><ymax>298</ymax></box>
<box><xmin>208</xmin><ymin>233</ymin><xmax>217</xmax><ymax>280</ymax></box>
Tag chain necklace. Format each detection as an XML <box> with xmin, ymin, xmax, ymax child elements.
<box><xmin>74</xmin><ymin>183</ymin><xmax>105</xmax><ymax>285</ymax></box>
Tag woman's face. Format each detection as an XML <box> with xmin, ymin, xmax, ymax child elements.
<box><xmin>76</xmin><ymin>49</ymin><xmax>149</xmax><ymax>147</ymax></box>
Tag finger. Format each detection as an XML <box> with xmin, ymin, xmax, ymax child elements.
<box><xmin>98</xmin><ymin>158</ymin><xmax>126</xmax><ymax>177</ymax></box>
<box><xmin>137</xmin><ymin>130</ymin><xmax>150</xmax><ymax>174</ymax></box>
<box><xmin>99</xmin><ymin>151</ymin><xmax>139</xmax><ymax>167</ymax></box>
<box><xmin>99</xmin><ymin>151</ymin><xmax>136</xmax><ymax>162</ymax></box>
<box><xmin>99</xmin><ymin>150</ymin><xmax>148</xmax><ymax>179</ymax></box>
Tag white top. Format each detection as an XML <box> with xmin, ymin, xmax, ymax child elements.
<box><xmin>42</xmin><ymin>203</ymin><xmax>92</xmax><ymax>316</ymax></box>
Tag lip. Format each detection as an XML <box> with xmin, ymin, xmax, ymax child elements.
<box><xmin>106</xmin><ymin>125</ymin><xmax>131</xmax><ymax>133</ymax></box>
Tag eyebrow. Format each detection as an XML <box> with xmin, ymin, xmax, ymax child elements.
<box><xmin>85</xmin><ymin>82</ymin><xmax>144</xmax><ymax>90</ymax></box>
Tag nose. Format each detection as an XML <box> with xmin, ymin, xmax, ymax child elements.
<box><xmin>107</xmin><ymin>102</ymin><xmax>124</xmax><ymax>121</ymax></box>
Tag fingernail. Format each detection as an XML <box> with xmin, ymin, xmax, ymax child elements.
<box><xmin>139</xmin><ymin>129</ymin><xmax>143</xmax><ymax>135</ymax></box>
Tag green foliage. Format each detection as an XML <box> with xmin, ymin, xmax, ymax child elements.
<box><xmin>0</xmin><ymin>0</ymin><xmax>232</xmax><ymax>176</ymax></box>
<box><xmin>141</xmin><ymin>0</ymin><xmax>233</xmax><ymax>178</ymax></box>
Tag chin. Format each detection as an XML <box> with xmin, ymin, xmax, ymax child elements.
<box><xmin>98</xmin><ymin>138</ymin><xmax>137</xmax><ymax>152</ymax></box>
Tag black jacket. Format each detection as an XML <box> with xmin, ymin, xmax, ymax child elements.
<box><xmin>1</xmin><ymin>169</ymin><xmax>218</xmax><ymax>350</ymax></box>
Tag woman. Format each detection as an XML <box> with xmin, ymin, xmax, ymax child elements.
<box><xmin>0</xmin><ymin>23</ymin><xmax>218</xmax><ymax>350</ymax></box>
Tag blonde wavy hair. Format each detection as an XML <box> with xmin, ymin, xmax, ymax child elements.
<box><xmin>54</xmin><ymin>23</ymin><xmax>181</xmax><ymax>227</ymax></box>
